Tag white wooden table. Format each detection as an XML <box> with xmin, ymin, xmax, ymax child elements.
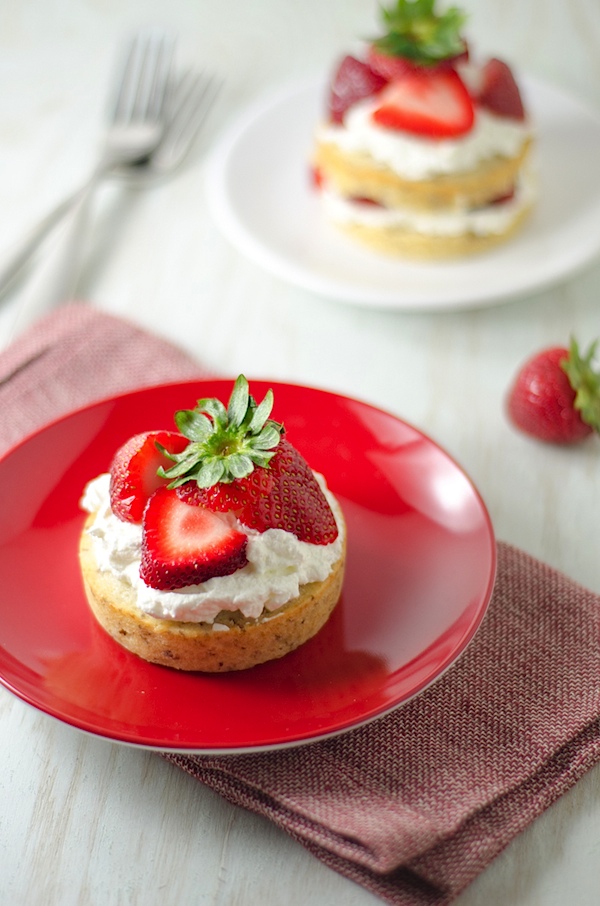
<box><xmin>1</xmin><ymin>1</ymin><xmax>600</xmax><ymax>903</ymax></box>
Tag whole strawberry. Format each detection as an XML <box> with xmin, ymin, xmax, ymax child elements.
<box><xmin>177</xmin><ymin>436</ymin><xmax>338</xmax><ymax>544</ymax></box>
<box><xmin>506</xmin><ymin>339</ymin><xmax>600</xmax><ymax>444</ymax></box>
<box><xmin>159</xmin><ymin>375</ymin><xmax>339</xmax><ymax>545</ymax></box>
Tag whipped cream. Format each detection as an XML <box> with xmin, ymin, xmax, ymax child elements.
<box><xmin>80</xmin><ymin>473</ymin><xmax>344</xmax><ymax>626</ymax></box>
<box><xmin>321</xmin><ymin>166</ymin><xmax>536</xmax><ymax>237</ymax></box>
<box><xmin>317</xmin><ymin>101</ymin><xmax>532</xmax><ymax>181</ymax></box>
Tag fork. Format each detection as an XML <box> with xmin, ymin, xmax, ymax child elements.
<box><xmin>0</xmin><ymin>28</ymin><xmax>174</xmax><ymax>307</ymax></box>
<box><xmin>0</xmin><ymin>66</ymin><xmax>219</xmax><ymax>304</ymax></box>
<box><xmin>0</xmin><ymin>69</ymin><xmax>221</xmax><ymax>349</ymax></box>
<box><xmin>139</xmin><ymin>69</ymin><xmax>222</xmax><ymax>178</ymax></box>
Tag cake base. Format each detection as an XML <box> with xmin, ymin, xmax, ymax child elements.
<box><xmin>313</xmin><ymin>133</ymin><xmax>535</xmax><ymax>257</ymax></box>
<box><xmin>313</xmin><ymin>138</ymin><xmax>534</xmax><ymax>211</ymax></box>
<box><xmin>331</xmin><ymin>201</ymin><xmax>533</xmax><ymax>258</ymax></box>
<box><xmin>79</xmin><ymin>515</ymin><xmax>346</xmax><ymax>672</ymax></box>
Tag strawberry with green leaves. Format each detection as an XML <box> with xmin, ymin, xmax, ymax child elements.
<box><xmin>108</xmin><ymin>376</ymin><xmax>339</xmax><ymax>591</ymax></box>
<box><xmin>326</xmin><ymin>0</ymin><xmax>526</xmax><ymax>137</ymax></box>
<box><xmin>506</xmin><ymin>339</ymin><xmax>600</xmax><ymax>444</ymax></box>
<box><xmin>160</xmin><ymin>376</ymin><xmax>339</xmax><ymax>545</ymax></box>
<box><xmin>328</xmin><ymin>0</ymin><xmax>470</xmax><ymax>131</ymax></box>
<box><xmin>369</xmin><ymin>0</ymin><xmax>468</xmax><ymax>72</ymax></box>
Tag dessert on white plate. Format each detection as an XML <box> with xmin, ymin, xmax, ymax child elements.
<box><xmin>312</xmin><ymin>0</ymin><xmax>535</xmax><ymax>257</ymax></box>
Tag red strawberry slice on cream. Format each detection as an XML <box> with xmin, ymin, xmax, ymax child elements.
<box><xmin>140</xmin><ymin>487</ymin><xmax>248</xmax><ymax>590</ymax></box>
<box><xmin>372</xmin><ymin>68</ymin><xmax>474</xmax><ymax>138</ymax></box>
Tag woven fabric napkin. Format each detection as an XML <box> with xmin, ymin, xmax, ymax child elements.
<box><xmin>2</xmin><ymin>304</ymin><xmax>600</xmax><ymax>906</ymax></box>
<box><xmin>0</xmin><ymin>303</ymin><xmax>207</xmax><ymax>458</ymax></box>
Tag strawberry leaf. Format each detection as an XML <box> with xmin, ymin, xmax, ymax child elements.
<box><xmin>173</xmin><ymin>410</ymin><xmax>212</xmax><ymax>441</ymax></box>
<box><xmin>227</xmin><ymin>374</ymin><xmax>250</xmax><ymax>427</ymax></box>
<box><xmin>196</xmin><ymin>459</ymin><xmax>226</xmax><ymax>488</ymax></box>
<box><xmin>156</xmin><ymin>449</ymin><xmax>199</xmax><ymax>479</ymax></box>
<box><xmin>195</xmin><ymin>397</ymin><xmax>228</xmax><ymax>426</ymax></box>
<box><xmin>228</xmin><ymin>453</ymin><xmax>254</xmax><ymax>479</ymax></box>
<box><xmin>161</xmin><ymin>375</ymin><xmax>284</xmax><ymax>488</ymax></box>
<box><xmin>254</xmin><ymin>424</ymin><xmax>283</xmax><ymax>449</ymax></box>
<box><xmin>373</xmin><ymin>0</ymin><xmax>467</xmax><ymax>66</ymax></box>
<box><xmin>248</xmin><ymin>388</ymin><xmax>274</xmax><ymax>433</ymax></box>
<box><xmin>561</xmin><ymin>338</ymin><xmax>600</xmax><ymax>433</ymax></box>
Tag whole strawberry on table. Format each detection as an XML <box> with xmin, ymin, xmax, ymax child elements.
<box><xmin>506</xmin><ymin>339</ymin><xmax>600</xmax><ymax>444</ymax></box>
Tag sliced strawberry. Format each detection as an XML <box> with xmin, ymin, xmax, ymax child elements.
<box><xmin>177</xmin><ymin>437</ymin><xmax>338</xmax><ymax>545</ymax></box>
<box><xmin>372</xmin><ymin>67</ymin><xmax>474</xmax><ymax>138</ymax></box>
<box><xmin>109</xmin><ymin>430</ymin><xmax>188</xmax><ymax>524</ymax></box>
<box><xmin>311</xmin><ymin>165</ymin><xmax>324</xmax><ymax>190</ymax></box>
<box><xmin>490</xmin><ymin>187</ymin><xmax>515</xmax><ymax>205</ymax></box>
<box><xmin>476</xmin><ymin>58</ymin><xmax>525</xmax><ymax>120</ymax></box>
<box><xmin>329</xmin><ymin>55</ymin><xmax>388</xmax><ymax>125</ymax></box>
<box><xmin>140</xmin><ymin>487</ymin><xmax>248</xmax><ymax>591</ymax></box>
<box><xmin>351</xmin><ymin>196</ymin><xmax>384</xmax><ymax>207</ymax></box>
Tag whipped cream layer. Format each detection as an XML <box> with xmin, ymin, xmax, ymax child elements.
<box><xmin>321</xmin><ymin>167</ymin><xmax>536</xmax><ymax>237</ymax></box>
<box><xmin>80</xmin><ymin>473</ymin><xmax>344</xmax><ymax>626</ymax></box>
<box><xmin>317</xmin><ymin>101</ymin><xmax>532</xmax><ymax>181</ymax></box>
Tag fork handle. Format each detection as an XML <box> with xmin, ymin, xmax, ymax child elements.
<box><xmin>39</xmin><ymin>181</ymin><xmax>96</xmax><ymax>305</ymax></box>
<box><xmin>5</xmin><ymin>181</ymin><xmax>97</xmax><ymax>338</ymax></box>
<box><xmin>0</xmin><ymin>162</ymin><xmax>113</xmax><ymax>302</ymax></box>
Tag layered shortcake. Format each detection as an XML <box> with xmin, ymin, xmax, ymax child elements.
<box><xmin>79</xmin><ymin>377</ymin><xmax>345</xmax><ymax>672</ymax></box>
<box><xmin>313</xmin><ymin>0</ymin><xmax>535</xmax><ymax>257</ymax></box>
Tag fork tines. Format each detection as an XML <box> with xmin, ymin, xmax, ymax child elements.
<box><xmin>110</xmin><ymin>28</ymin><xmax>176</xmax><ymax>125</ymax></box>
<box><xmin>164</xmin><ymin>70</ymin><xmax>223</xmax><ymax>156</ymax></box>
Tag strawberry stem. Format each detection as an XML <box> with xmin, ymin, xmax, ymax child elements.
<box><xmin>561</xmin><ymin>338</ymin><xmax>600</xmax><ymax>433</ymax></box>
<box><xmin>373</xmin><ymin>0</ymin><xmax>467</xmax><ymax>66</ymax></box>
<box><xmin>157</xmin><ymin>375</ymin><xmax>284</xmax><ymax>488</ymax></box>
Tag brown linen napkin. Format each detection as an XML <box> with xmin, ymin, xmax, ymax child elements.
<box><xmin>2</xmin><ymin>304</ymin><xmax>599</xmax><ymax>906</ymax></box>
<box><xmin>0</xmin><ymin>302</ymin><xmax>208</xmax><ymax>458</ymax></box>
<box><xmin>166</xmin><ymin>546</ymin><xmax>600</xmax><ymax>905</ymax></box>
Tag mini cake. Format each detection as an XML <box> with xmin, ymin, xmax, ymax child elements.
<box><xmin>79</xmin><ymin>376</ymin><xmax>346</xmax><ymax>672</ymax></box>
<box><xmin>312</xmin><ymin>0</ymin><xmax>535</xmax><ymax>257</ymax></box>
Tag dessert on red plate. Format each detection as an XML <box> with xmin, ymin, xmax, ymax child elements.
<box><xmin>312</xmin><ymin>0</ymin><xmax>536</xmax><ymax>258</ymax></box>
<box><xmin>79</xmin><ymin>376</ymin><xmax>346</xmax><ymax>671</ymax></box>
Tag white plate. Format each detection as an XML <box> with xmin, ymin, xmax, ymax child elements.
<box><xmin>206</xmin><ymin>75</ymin><xmax>600</xmax><ymax>311</ymax></box>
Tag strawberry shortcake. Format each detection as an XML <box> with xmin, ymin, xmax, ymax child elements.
<box><xmin>312</xmin><ymin>0</ymin><xmax>536</xmax><ymax>257</ymax></box>
<box><xmin>79</xmin><ymin>377</ymin><xmax>345</xmax><ymax>672</ymax></box>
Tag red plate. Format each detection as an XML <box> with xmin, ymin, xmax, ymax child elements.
<box><xmin>0</xmin><ymin>380</ymin><xmax>496</xmax><ymax>752</ymax></box>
